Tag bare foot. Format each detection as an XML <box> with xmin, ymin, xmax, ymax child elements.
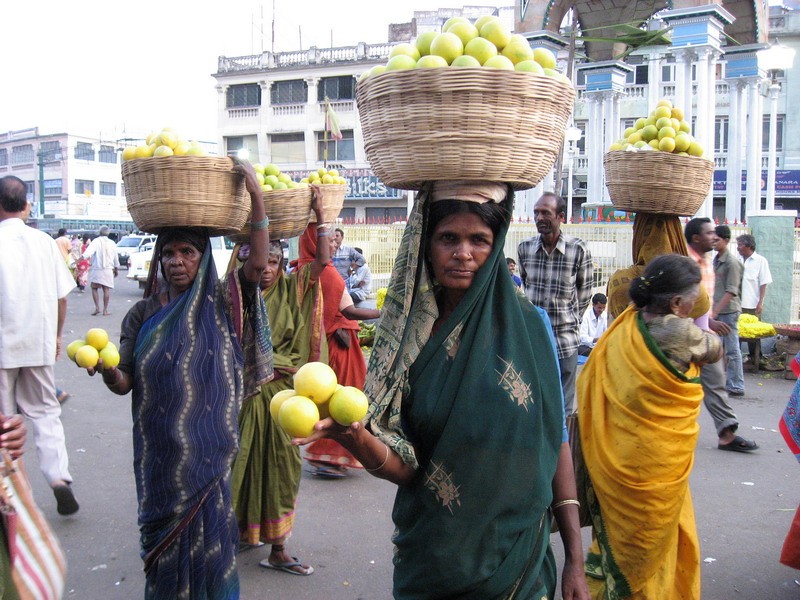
<box><xmin>91</xmin><ymin>310</ymin><xmax>101</xmax><ymax>316</ymax></box>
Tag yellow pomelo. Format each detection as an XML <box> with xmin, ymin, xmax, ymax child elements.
<box><xmin>85</xmin><ymin>328</ymin><xmax>109</xmax><ymax>350</ymax></box>
<box><xmin>653</xmin><ymin>106</ymin><xmax>672</xmax><ymax>120</ymax></box>
<box><xmin>270</xmin><ymin>389</ymin><xmax>297</xmax><ymax>423</ymax></box>
<box><xmin>293</xmin><ymin>362</ymin><xmax>338</xmax><ymax>405</ymax></box>
<box><xmin>75</xmin><ymin>345</ymin><xmax>99</xmax><ymax>369</ymax></box>
<box><xmin>66</xmin><ymin>339</ymin><xmax>86</xmax><ymax>362</ymax></box>
<box><xmin>121</xmin><ymin>147</ymin><xmax>137</xmax><ymax>161</ymax></box>
<box><xmin>329</xmin><ymin>386</ymin><xmax>370</xmax><ymax>426</ymax></box>
<box><xmin>99</xmin><ymin>345</ymin><xmax>120</xmax><ymax>368</ymax></box>
<box><xmin>658</xmin><ymin>137</ymin><xmax>677</xmax><ymax>153</ymax></box>
<box><xmin>278</xmin><ymin>396</ymin><xmax>320</xmax><ymax>438</ymax></box>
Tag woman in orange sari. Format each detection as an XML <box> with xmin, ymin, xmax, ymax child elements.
<box><xmin>297</xmin><ymin>225</ymin><xmax>380</xmax><ymax>477</ymax></box>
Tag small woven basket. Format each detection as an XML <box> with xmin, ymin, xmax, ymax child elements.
<box><xmin>308</xmin><ymin>184</ymin><xmax>346</xmax><ymax>223</ymax></box>
<box><xmin>356</xmin><ymin>68</ymin><xmax>575</xmax><ymax>190</ymax></box>
<box><xmin>603</xmin><ymin>151</ymin><xmax>715</xmax><ymax>216</ymax></box>
<box><xmin>229</xmin><ymin>187</ymin><xmax>312</xmax><ymax>243</ymax></box>
<box><xmin>122</xmin><ymin>156</ymin><xmax>249</xmax><ymax>235</ymax></box>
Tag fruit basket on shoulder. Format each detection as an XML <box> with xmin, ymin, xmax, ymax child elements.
<box><xmin>603</xmin><ymin>150</ymin><xmax>714</xmax><ymax>216</ymax></box>
<box><xmin>229</xmin><ymin>187</ymin><xmax>313</xmax><ymax>243</ymax></box>
<box><xmin>122</xmin><ymin>156</ymin><xmax>249</xmax><ymax>235</ymax></box>
<box><xmin>356</xmin><ymin>68</ymin><xmax>575</xmax><ymax>190</ymax></box>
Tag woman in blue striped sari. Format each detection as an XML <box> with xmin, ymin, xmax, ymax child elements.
<box><xmin>91</xmin><ymin>164</ymin><xmax>273</xmax><ymax>599</ymax></box>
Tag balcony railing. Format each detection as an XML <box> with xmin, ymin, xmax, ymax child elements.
<box><xmin>319</xmin><ymin>100</ymin><xmax>354</xmax><ymax>113</ymax></box>
<box><xmin>217</xmin><ymin>42</ymin><xmax>396</xmax><ymax>74</ymax></box>
<box><xmin>272</xmin><ymin>104</ymin><xmax>306</xmax><ymax>117</ymax></box>
<box><xmin>227</xmin><ymin>107</ymin><xmax>259</xmax><ymax>119</ymax></box>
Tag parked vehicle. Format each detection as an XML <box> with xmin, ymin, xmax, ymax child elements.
<box><xmin>126</xmin><ymin>236</ymin><xmax>233</xmax><ymax>288</ymax></box>
<box><xmin>116</xmin><ymin>234</ymin><xmax>157</xmax><ymax>268</ymax></box>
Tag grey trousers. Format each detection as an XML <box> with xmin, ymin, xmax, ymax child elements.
<box><xmin>700</xmin><ymin>356</ymin><xmax>739</xmax><ymax>436</ymax></box>
<box><xmin>559</xmin><ymin>350</ymin><xmax>579</xmax><ymax>416</ymax></box>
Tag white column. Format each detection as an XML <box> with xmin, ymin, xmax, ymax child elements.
<box><xmin>602</xmin><ymin>93</ymin><xmax>616</xmax><ymax>203</ymax></box>
<box><xmin>586</xmin><ymin>95</ymin><xmax>603</xmax><ymax>206</ymax></box>
<box><xmin>745</xmin><ymin>79</ymin><xmax>762</xmax><ymax>214</ymax></box>
<box><xmin>696</xmin><ymin>48</ymin><xmax>715</xmax><ymax>218</ymax></box>
<box><xmin>766</xmin><ymin>81</ymin><xmax>780</xmax><ymax>211</ymax></box>
<box><xmin>648</xmin><ymin>51</ymin><xmax>664</xmax><ymax>108</ymax></box>
<box><xmin>725</xmin><ymin>80</ymin><xmax>743</xmax><ymax>223</ymax></box>
<box><xmin>304</xmin><ymin>77</ymin><xmax>319</xmax><ymax>168</ymax></box>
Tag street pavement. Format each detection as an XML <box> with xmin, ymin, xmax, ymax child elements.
<box><xmin>30</xmin><ymin>275</ymin><xmax>800</xmax><ymax>599</ymax></box>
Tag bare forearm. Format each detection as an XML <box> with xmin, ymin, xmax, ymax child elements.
<box><xmin>342</xmin><ymin>305</ymin><xmax>380</xmax><ymax>321</ymax></box>
<box><xmin>552</xmin><ymin>442</ymin><xmax>584</xmax><ymax>561</ymax></box>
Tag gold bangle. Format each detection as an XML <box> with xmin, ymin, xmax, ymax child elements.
<box><xmin>365</xmin><ymin>444</ymin><xmax>390</xmax><ymax>473</ymax></box>
<box><xmin>551</xmin><ymin>499</ymin><xmax>580</xmax><ymax>510</ymax></box>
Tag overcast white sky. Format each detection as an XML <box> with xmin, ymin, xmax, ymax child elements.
<box><xmin>1</xmin><ymin>0</ymin><xmax>454</xmax><ymax>142</ymax></box>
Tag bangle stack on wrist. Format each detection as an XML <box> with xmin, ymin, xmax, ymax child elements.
<box><xmin>551</xmin><ymin>498</ymin><xmax>580</xmax><ymax>510</ymax></box>
<box><xmin>250</xmin><ymin>217</ymin><xmax>269</xmax><ymax>231</ymax></box>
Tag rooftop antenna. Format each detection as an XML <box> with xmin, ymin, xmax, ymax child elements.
<box><xmin>271</xmin><ymin>0</ymin><xmax>276</xmax><ymax>54</ymax></box>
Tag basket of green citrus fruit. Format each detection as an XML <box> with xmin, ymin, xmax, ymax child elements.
<box><xmin>121</xmin><ymin>127</ymin><xmax>249</xmax><ymax>235</ymax></box>
<box><xmin>603</xmin><ymin>100</ymin><xmax>714</xmax><ymax>216</ymax></box>
<box><xmin>355</xmin><ymin>15</ymin><xmax>575</xmax><ymax>190</ymax></box>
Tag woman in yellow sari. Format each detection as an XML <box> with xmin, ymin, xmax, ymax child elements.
<box><xmin>579</xmin><ymin>255</ymin><xmax>721</xmax><ymax>600</ymax></box>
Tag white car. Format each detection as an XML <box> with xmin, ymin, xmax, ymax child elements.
<box><xmin>115</xmin><ymin>234</ymin><xmax>157</xmax><ymax>268</ymax></box>
<box><xmin>127</xmin><ymin>237</ymin><xmax>234</xmax><ymax>288</ymax></box>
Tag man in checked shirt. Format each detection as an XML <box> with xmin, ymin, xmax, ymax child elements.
<box><xmin>518</xmin><ymin>192</ymin><xmax>593</xmax><ymax>415</ymax></box>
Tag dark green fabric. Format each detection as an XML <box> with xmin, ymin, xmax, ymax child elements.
<box><xmin>390</xmin><ymin>192</ymin><xmax>564</xmax><ymax>600</ymax></box>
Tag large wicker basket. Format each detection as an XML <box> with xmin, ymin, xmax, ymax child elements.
<box><xmin>122</xmin><ymin>156</ymin><xmax>249</xmax><ymax>235</ymax></box>
<box><xmin>603</xmin><ymin>151</ymin><xmax>715</xmax><ymax>216</ymax></box>
<box><xmin>229</xmin><ymin>187</ymin><xmax>313</xmax><ymax>243</ymax></box>
<box><xmin>308</xmin><ymin>184</ymin><xmax>347</xmax><ymax>223</ymax></box>
<box><xmin>356</xmin><ymin>68</ymin><xmax>575</xmax><ymax>190</ymax></box>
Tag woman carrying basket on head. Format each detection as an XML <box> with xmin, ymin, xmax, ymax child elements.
<box><xmin>579</xmin><ymin>254</ymin><xmax>722</xmax><ymax>599</ymax></box>
<box><xmin>295</xmin><ymin>181</ymin><xmax>590</xmax><ymax>599</ymax></box>
<box><xmin>87</xmin><ymin>163</ymin><xmax>273</xmax><ymax>599</ymax></box>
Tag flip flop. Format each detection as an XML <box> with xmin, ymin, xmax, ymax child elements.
<box><xmin>91</xmin><ymin>310</ymin><xmax>101</xmax><ymax>316</ymax></box>
<box><xmin>307</xmin><ymin>465</ymin><xmax>346</xmax><ymax>478</ymax></box>
<box><xmin>259</xmin><ymin>557</ymin><xmax>314</xmax><ymax>576</ymax></box>
<box><xmin>53</xmin><ymin>484</ymin><xmax>80</xmax><ymax>516</ymax></box>
<box><xmin>718</xmin><ymin>435</ymin><xmax>759</xmax><ymax>453</ymax></box>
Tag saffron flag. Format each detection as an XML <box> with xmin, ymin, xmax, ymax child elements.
<box><xmin>324</xmin><ymin>97</ymin><xmax>343</xmax><ymax>141</ymax></box>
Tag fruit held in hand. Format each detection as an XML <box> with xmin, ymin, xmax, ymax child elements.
<box><xmin>98</xmin><ymin>344</ymin><xmax>120</xmax><ymax>369</ymax></box>
<box><xmin>85</xmin><ymin>328</ymin><xmax>109</xmax><ymax>350</ymax></box>
<box><xmin>66</xmin><ymin>339</ymin><xmax>86</xmax><ymax>362</ymax></box>
<box><xmin>270</xmin><ymin>389</ymin><xmax>298</xmax><ymax>423</ymax></box>
<box><xmin>75</xmin><ymin>345</ymin><xmax>100</xmax><ymax>369</ymax></box>
<box><xmin>293</xmin><ymin>362</ymin><xmax>338</xmax><ymax>405</ymax></box>
<box><xmin>329</xmin><ymin>386</ymin><xmax>370</xmax><ymax>426</ymax></box>
<box><xmin>278</xmin><ymin>396</ymin><xmax>320</xmax><ymax>437</ymax></box>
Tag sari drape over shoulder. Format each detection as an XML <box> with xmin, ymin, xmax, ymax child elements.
<box><xmin>127</xmin><ymin>243</ymin><xmax>272</xmax><ymax>599</ymax></box>
<box><xmin>365</xmin><ymin>188</ymin><xmax>564</xmax><ymax>600</ymax></box>
<box><xmin>231</xmin><ymin>258</ymin><xmax>328</xmax><ymax>545</ymax></box>
<box><xmin>578</xmin><ymin>306</ymin><xmax>702</xmax><ymax>600</ymax></box>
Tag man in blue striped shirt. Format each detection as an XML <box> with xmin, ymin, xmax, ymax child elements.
<box><xmin>518</xmin><ymin>192</ymin><xmax>593</xmax><ymax>415</ymax></box>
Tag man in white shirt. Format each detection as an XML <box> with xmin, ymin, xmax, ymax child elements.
<box><xmin>736</xmin><ymin>234</ymin><xmax>773</xmax><ymax>361</ymax></box>
<box><xmin>0</xmin><ymin>176</ymin><xmax>80</xmax><ymax>515</ymax></box>
<box><xmin>578</xmin><ymin>293</ymin><xmax>608</xmax><ymax>356</ymax></box>
<box><xmin>83</xmin><ymin>226</ymin><xmax>120</xmax><ymax>316</ymax></box>
<box><xmin>346</xmin><ymin>247</ymin><xmax>373</xmax><ymax>305</ymax></box>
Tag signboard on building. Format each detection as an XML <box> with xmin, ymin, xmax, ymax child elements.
<box><xmin>714</xmin><ymin>170</ymin><xmax>800</xmax><ymax>196</ymax></box>
<box><xmin>285</xmin><ymin>168</ymin><xmax>403</xmax><ymax>200</ymax></box>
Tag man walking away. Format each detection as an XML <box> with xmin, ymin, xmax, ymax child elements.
<box><xmin>83</xmin><ymin>225</ymin><xmax>120</xmax><ymax>316</ymax></box>
<box><xmin>0</xmin><ymin>176</ymin><xmax>80</xmax><ymax>514</ymax></box>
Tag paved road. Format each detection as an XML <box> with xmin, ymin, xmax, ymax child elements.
<box><xmin>28</xmin><ymin>276</ymin><xmax>800</xmax><ymax>598</ymax></box>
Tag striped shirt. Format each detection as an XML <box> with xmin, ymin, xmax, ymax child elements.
<box><xmin>518</xmin><ymin>233</ymin><xmax>593</xmax><ymax>359</ymax></box>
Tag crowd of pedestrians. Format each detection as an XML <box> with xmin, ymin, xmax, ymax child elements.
<box><xmin>1</xmin><ymin>171</ymin><xmax>797</xmax><ymax>599</ymax></box>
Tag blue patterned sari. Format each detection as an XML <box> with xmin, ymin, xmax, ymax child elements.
<box><xmin>130</xmin><ymin>243</ymin><xmax>272</xmax><ymax>599</ymax></box>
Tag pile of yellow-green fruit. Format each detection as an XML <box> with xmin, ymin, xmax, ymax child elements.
<box><xmin>738</xmin><ymin>313</ymin><xmax>776</xmax><ymax>339</ymax></box>
<box><xmin>360</xmin><ymin>15</ymin><xmax>568</xmax><ymax>82</ymax></box>
<box><xmin>121</xmin><ymin>128</ymin><xmax>208</xmax><ymax>160</ymax></box>
<box><xmin>608</xmin><ymin>99</ymin><xmax>705</xmax><ymax>157</ymax></box>
<box><xmin>376</xmin><ymin>287</ymin><xmax>387</xmax><ymax>310</ymax></box>
<box><xmin>300</xmin><ymin>168</ymin><xmax>347</xmax><ymax>186</ymax></box>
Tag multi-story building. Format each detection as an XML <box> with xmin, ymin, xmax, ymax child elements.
<box><xmin>213</xmin><ymin>3</ymin><xmax>800</xmax><ymax>224</ymax></box>
<box><xmin>0</xmin><ymin>127</ymin><xmax>134</xmax><ymax>231</ymax></box>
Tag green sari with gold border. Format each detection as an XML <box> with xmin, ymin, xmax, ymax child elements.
<box><xmin>366</xmin><ymin>189</ymin><xmax>563</xmax><ymax>599</ymax></box>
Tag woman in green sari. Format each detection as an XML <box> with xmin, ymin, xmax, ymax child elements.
<box><xmin>230</xmin><ymin>194</ymin><xmax>330</xmax><ymax>576</ymax></box>
<box><xmin>296</xmin><ymin>182</ymin><xmax>589</xmax><ymax>599</ymax></box>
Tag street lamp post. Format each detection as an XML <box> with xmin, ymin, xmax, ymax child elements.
<box><xmin>758</xmin><ymin>40</ymin><xmax>795</xmax><ymax>212</ymax></box>
<box><xmin>564</xmin><ymin>126</ymin><xmax>583</xmax><ymax>223</ymax></box>
<box><xmin>36</xmin><ymin>148</ymin><xmax>63</xmax><ymax>219</ymax></box>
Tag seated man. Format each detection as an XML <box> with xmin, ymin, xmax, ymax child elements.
<box><xmin>347</xmin><ymin>247</ymin><xmax>372</xmax><ymax>305</ymax></box>
<box><xmin>578</xmin><ymin>293</ymin><xmax>608</xmax><ymax>357</ymax></box>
